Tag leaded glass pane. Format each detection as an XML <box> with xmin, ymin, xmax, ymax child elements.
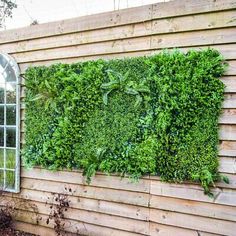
<box><xmin>6</xmin><ymin>127</ymin><xmax>16</xmax><ymax>147</ymax></box>
<box><xmin>0</xmin><ymin>170</ymin><xmax>4</xmax><ymax>188</ymax></box>
<box><xmin>0</xmin><ymin>127</ymin><xmax>4</xmax><ymax>147</ymax></box>
<box><xmin>0</xmin><ymin>54</ymin><xmax>8</xmax><ymax>69</ymax></box>
<box><xmin>6</xmin><ymin>170</ymin><xmax>15</xmax><ymax>189</ymax></box>
<box><xmin>0</xmin><ymin>148</ymin><xmax>4</xmax><ymax>168</ymax></box>
<box><xmin>0</xmin><ymin>105</ymin><xmax>4</xmax><ymax>125</ymax></box>
<box><xmin>6</xmin><ymin>105</ymin><xmax>16</xmax><ymax>125</ymax></box>
<box><xmin>6</xmin><ymin>83</ymin><xmax>16</xmax><ymax>104</ymax></box>
<box><xmin>6</xmin><ymin>149</ymin><xmax>15</xmax><ymax>169</ymax></box>
<box><xmin>0</xmin><ymin>53</ymin><xmax>20</xmax><ymax>192</ymax></box>
<box><xmin>5</xmin><ymin>63</ymin><xmax>16</xmax><ymax>82</ymax></box>
<box><xmin>0</xmin><ymin>83</ymin><xmax>4</xmax><ymax>103</ymax></box>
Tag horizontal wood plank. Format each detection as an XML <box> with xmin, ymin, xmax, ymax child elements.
<box><xmin>226</xmin><ymin>60</ymin><xmax>236</xmax><ymax>75</ymax></box>
<box><xmin>22</xmin><ymin>171</ymin><xmax>236</xmax><ymax>206</ymax></box>
<box><xmin>219</xmin><ymin>156</ymin><xmax>236</xmax><ymax>173</ymax></box>
<box><xmin>1</xmin><ymin>0</ymin><xmax>236</xmax><ymax>44</ymax></box>
<box><xmin>150</xmin><ymin>223</ymin><xmax>218</xmax><ymax>236</ymax></box>
<box><xmin>0</xmin><ymin>4</ymin><xmax>153</xmax><ymax>44</ymax></box>
<box><xmin>221</xmin><ymin>76</ymin><xmax>236</xmax><ymax>93</ymax></box>
<box><xmin>220</xmin><ymin>124</ymin><xmax>236</xmax><ymax>140</ymax></box>
<box><xmin>17</xmin><ymin>45</ymin><xmax>236</xmax><ymax>73</ymax></box>
<box><xmin>21</xmin><ymin>177</ymin><xmax>150</xmax><ymax>207</ymax></box>
<box><xmin>223</xmin><ymin>94</ymin><xmax>236</xmax><ymax>108</ymax></box>
<box><xmin>0</xmin><ymin>10</ymin><xmax>235</xmax><ymax>54</ymax></box>
<box><xmin>11</xmin><ymin>28</ymin><xmax>236</xmax><ymax>64</ymax></box>
<box><xmin>21</xmin><ymin>168</ymin><xmax>150</xmax><ymax>193</ymax></box>
<box><xmin>15</xmin><ymin>222</ymin><xmax>57</xmax><ymax>236</ymax></box>
<box><xmin>219</xmin><ymin>109</ymin><xmax>236</xmax><ymax>124</ymax></box>
<box><xmin>15</xmin><ymin>210</ymin><xmax>141</xmax><ymax>236</ymax></box>
<box><xmin>150</xmin><ymin>180</ymin><xmax>236</xmax><ymax>206</ymax></box>
<box><xmin>219</xmin><ymin>140</ymin><xmax>236</xmax><ymax>156</ymax></box>
<box><xmin>16</xmin><ymin>200</ymin><xmax>150</xmax><ymax>235</ymax></box>
<box><xmin>9</xmin><ymin>188</ymin><xmax>150</xmax><ymax>221</ymax></box>
<box><xmin>149</xmin><ymin>172</ymin><xmax>236</xmax><ymax>189</ymax></box>
<box><xmin>2</xmin><ymin>1</ymin><xmax>236</xmax><ymax>235</ymax></box>
<box><xmin>150</xmin><ymin>209</ymin><xmax>236</xmax><ymax>235</ymax></box>
<box><xmin>150</xmin><ymin>195</ymin><xmax>236</xmax><ymax>222</ymax></box>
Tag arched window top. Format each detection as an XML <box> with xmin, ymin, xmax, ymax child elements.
<box><xmin>0</xmin><ymin>53</ymin><xmax>20</xmax><ymax>83</ymax></box>
<box><xmin>0</xmin><ymin>53</ymin><xmax>20</xmax><ymax>193</ymax></box>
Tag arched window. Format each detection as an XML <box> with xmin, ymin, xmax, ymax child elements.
<box><xmin>0</xmin><ymin>53</ymin><xmax>20</xmax><ymax>192</ymax></box>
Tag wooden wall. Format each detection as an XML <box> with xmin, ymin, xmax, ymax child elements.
<box><xmin>0</xmin><ymin>0</ymin><xmax>236</xmax><ymax>235</ymax></box>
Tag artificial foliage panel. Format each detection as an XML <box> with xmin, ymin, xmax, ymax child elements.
<box><xmin>23</xmin><ymin>49</ymin><xmax>227</xmax><ymax>194</ymax></box>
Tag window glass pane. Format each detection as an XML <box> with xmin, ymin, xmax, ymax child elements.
<box><xmin>0</xmin><ymin>54</ymin><xmax>19</xmax><ymax>192</ymax></box>
<box><xmin>6</xmin><ymin>170</ymin><xmax>15</xmax><ymax>189</ymax></box>
<box><xmin>0</xmin><ymin>55</ymin><xmax>8</xmax><ymax>69</ymax></box>
<box><xmin>6</xmin><ymin>83</ymin><xmax>16</xmax><ymax>104</ymax></box>
<box><xmin>0</xmin><ymin>83</ymin><xmax>4</xmax><ymax>103</ymax></box>
<box><xmin>0</xmin><ymin>149</ymin><xmax>3</xmax><ymax>168</ymax></box>
<box><xmin>6</xmin><ymin>149</ymin><xmax>15</xmax><ymax>169</ymax></box>
<box><xmin>6</xmin><ymin>127</ymin><xmax>16</xmax><ymax>147</ymax></box>
<box><xmin>5</xmin><ymin>64</ymin><xmax>16</xmax><ymax>82</ymax></box>
<box><xmin>0</xmin><ymin>170</ymin><xmax>4</xmax><ymax>188</ymax></box>
<box><xmin>0</xmin><ymin>106</ymin><xmax>4</xmax><ymax>125</ymax></box>
<box><xmin>6</xmin><ymin>105</ymin><xmax>16</xmax><ymax>125</ymax></box>
<box><xmin>0</xmin><ymin>127</ymin><xmax>4</xmax><ymax>147</ymax></box>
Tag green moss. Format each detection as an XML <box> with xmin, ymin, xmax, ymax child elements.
<box><xmin>23</xmin><ymin>49</ymin><xmax>226</xmax><ymax>194</ymax></box>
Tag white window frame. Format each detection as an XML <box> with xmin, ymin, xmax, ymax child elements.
<box><xmin>0</xmin><ymin>53</ymin><xmax>20</xmax><ymax>193</ymax></box>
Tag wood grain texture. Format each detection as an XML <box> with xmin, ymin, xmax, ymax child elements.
<box><xmin>219</xmin><ymin>156</ymin><xmax>236</xmax><ymax>173</ymax></box>
<box><xmin>2</xmin><ymin>0</ymin><xmax>236</xmax><ymax>235</ymax></box>
<box><xmin>150</xmin><ymin>195</ymin><xmax>236</xmax><ymax>222</ymax></box>
<box><xmin>0</xmin><ymin>0</ymin><xmax>235</xmax><ymax>44</ymax></box>
<box><xmin>15</xmin><ymin>222</ymin><xmax>57</xmax><ymax>236</ymax></box>
<box><xmin>21</xmin><ymin>168</ymin><xmax>150</xmax><ymax>193</ymax></box>
<box><xmin>150</xmin><ymin>180</ymin><xmax>236</xmax><ymax>206</ymax></box>
<box><xmin>9</xmin><ymin>28</ymin><xmax>236</xmax><ymax>64</ymax></box>
<box><xmin>150</xmin><ymin>223</ymin><xmax>218</xmax><ymax>236</ymax></box>
<box><xmin>16</xmin><ymin>201</ymin><xmax>150</xmax><ymax>234</ymax></box>
<box><xmin>0</xmin><ymin>10</ymin><xmax>235</xmax><ymax>54</ymax></box>
<box><xmin>150</xmin><ymin>209</ymin><xmax>236</xmax><ymax>235</ymax></box>
<box><xmin>10</xmin><ymin>189</ymin><xmax>150</xmax><ymax>221</ymax></box>
<box><xmin>15</xmin><ymin>210</ymin><xmax>142</xmax><ymax>236</ymax></box>
<box><xmin>17</xmin><ymin>44</ymin><xmax>236</xmax><ymax>73</ymax></box>
<box><xmin>20</xmin><ymin>176</ymin><xmax>150</xmax><ymax>207</ymax></box>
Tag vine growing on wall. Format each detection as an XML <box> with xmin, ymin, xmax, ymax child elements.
<box><xmin>23</xmin><ymin>49</ymin><xmax>228</xmax><ymax>195</ymax></box>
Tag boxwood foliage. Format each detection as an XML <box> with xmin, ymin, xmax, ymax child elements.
<box><xmin>23</xmin><ymin>49</ymin><xmax>227</xmax><ymax>194</ymax></box>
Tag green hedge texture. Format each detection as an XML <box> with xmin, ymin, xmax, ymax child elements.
<box><xmin>23</xmin><ymin>49</ymin><xmax>226</xmax><ymax>194</ymax></box>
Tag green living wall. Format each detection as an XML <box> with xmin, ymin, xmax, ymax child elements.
<box><xmin>23</xmin><ymin>49</ymin><xmax>227</xmax><ymax>194</ymax></box>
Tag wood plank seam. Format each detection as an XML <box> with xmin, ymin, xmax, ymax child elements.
<box><xmin>0</xmin><ymin>0</ymin><xmax>236</xmax><ymax>44</ymax></box>
<box><xmin>2</xmin><ymin>9</ymin><xmax>236</xmax><ymax>54</ymax></box>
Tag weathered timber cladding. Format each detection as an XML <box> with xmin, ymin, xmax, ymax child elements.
<box><xmin>0</xmin><ymin>0</ymin><xmax>236</xmax><ymax>235</ymax></box>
